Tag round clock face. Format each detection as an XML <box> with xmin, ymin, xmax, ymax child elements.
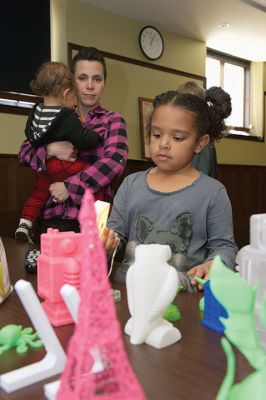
<box><xmin>139</xmin><ymin>26</ymin><xmax>164</xmax><ymax>60</ymax></box>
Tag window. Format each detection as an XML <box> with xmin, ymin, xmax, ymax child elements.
<box><xmin>0</xmin><ymin>0</ymin><xmax>50</xmax><ymax>115</ymax></box>
<box><xmin>206</xmin><ymin>49</ymin><xmax>255</xmax><ymax>140</ymax></box>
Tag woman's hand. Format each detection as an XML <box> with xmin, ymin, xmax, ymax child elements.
<box><xmin>187</xmin><ymin>260</ymin><xmax>213</xmax><ymax>290</ymax></box>
<box><xmin>49</xmin><ymin>182</ymin><xmax>70</xmax><ymax>203</ymax></box>
<box><xmin>100</xmin><ymin>228</ymin><xmax>120</xmax><ymax>255</ymax></box>
<box><xmin>46</xmin><ymin>141</ymin><xmax>77</xmax><ymax>162</ymax></box>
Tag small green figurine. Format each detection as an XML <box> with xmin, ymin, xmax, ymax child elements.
<box><xmin>163</xmin><ymin>285</ymin><xmax>182</xmax><ymax>322</ymax></box>
<box><xmin>163</xmin><ymin>304</ymin><xmax>181</xmax><ymax>322</ymax></box>
<box><xmin>0</xmin><ymin>324</ymin><xmax>43</xmax><ymax>355</ymax></box>
<box><xmin>209</xmin><ymin>256</ymin><xmax>266</xmax><ymax>400</ymax></box>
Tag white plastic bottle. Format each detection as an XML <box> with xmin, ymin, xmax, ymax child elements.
<box><xmin>236</xmin><ymin>214</ymin><xmax>266</xmax><ymax>348</ymax></box>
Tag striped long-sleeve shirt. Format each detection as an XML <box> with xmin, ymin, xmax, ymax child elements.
<box><xmin>18</xmin><ymin>105</ymin><xmax>128</xmax><ymax>220</ymax></box>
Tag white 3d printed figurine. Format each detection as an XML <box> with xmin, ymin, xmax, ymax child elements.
<box><xmin>236</xmin><ymin>214</ymin><xmax>266</xmax><ymax>349</ymax></box>
<box><xmin>125</xmin><ymin>244</ymin><xmax>182</xmax><ymax>349</ymax></box>
<box><xmin>236</xmin><ymin>214</ymin><xmax>266</xmax><ymax>311</ymax></box>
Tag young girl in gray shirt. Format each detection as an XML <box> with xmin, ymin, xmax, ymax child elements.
<box><xmin>103</xmin><ymin>88</ymin><xmax>238</xmax><ymax>291</ymax></box>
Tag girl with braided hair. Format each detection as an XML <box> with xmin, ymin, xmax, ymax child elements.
<box><xmin>102</xmin><ymin>87</ymin><xmax>237</xmax><ymax>291</ymax></box>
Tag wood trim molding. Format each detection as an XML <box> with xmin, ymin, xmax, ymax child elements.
<box><xmin>0</xmin><ymin>91</ymin><xmax>41</xmax><ymax>115</ymax></box>
<box><xmin>68</xmin><ymin>42</ymin><xmax>206</xmax><ymax>86</ymax></box>
<box><xmin>225</xmin><ymin>133</ymin><xmax>264</xmax><ymax>142</ymax></box>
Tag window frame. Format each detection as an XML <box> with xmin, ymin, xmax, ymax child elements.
<box><xmin>0</xmin><ymin>91</ymin><xmax>40</xmax><ymax>116</ymax></box>
<box><xmin>207</xmin><ymin>49</ymin><xmax>261</xmax><ymax>142</ymax></box>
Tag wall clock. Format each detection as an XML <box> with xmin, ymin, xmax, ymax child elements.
<box><xmin>139</xmin><ymin>26</ymin><xmax>164</xmax><ymax>60</ymax></box>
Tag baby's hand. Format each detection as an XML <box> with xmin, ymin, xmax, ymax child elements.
<box><xmin>187</xmin><ymin>260</ymin><xmax>213</xmax><ymax>290</ymax></box>
<box><xmin>100</xmin><ymin>228</ymin><xmax>120</xmax><ymax>255</ymax></box>
<box><xmin>46</xmin><ymin>141</ymin><xmax>77</xmax><ymax>162</ymax></box>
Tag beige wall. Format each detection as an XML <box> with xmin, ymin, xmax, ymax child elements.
<box><xmin>66</xmin><ymin>1</ymin><xmax>205</xmax><ymax>77</ymax></box>
<box><xmin>0</xmin><ymin>113</ymin><xmax>27</xmax><ymax>154</ymax></box>
<box><xmin>1</xmin><ymin>0</ymin><xmax>265</xmax><ymax>166</ymax></box>
<box><xmin>50</xmin><ymin>0</ymin><xmax>67</xmax><ymax>62</ymax></box>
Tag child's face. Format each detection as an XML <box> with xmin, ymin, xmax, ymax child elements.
<box><xmin>62</xmin><ymin>89</ymin><xmax>76</xmax><ymax>110</ymax></box>
<box><xmin>149</xmin><ymin>105</ymin><xmax>206</xmax><ymax>173</ymax></box>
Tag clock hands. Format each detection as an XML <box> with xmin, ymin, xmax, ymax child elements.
<box><xmin>150</xmin><ymin>34</ymin><xmax>155</xmax><ymax>46</ymax></box>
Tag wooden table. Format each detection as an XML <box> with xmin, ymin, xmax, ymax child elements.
<box><xmin>0</xmin><ymin>237</ymin><xmax>251</xmax><ymax>400</ymax></box>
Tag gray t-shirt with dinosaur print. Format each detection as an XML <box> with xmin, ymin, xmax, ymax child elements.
<box><xmin>107</xmin><ymin>169</ymin><xmax>237</xmax><ymax>290</ymax></box>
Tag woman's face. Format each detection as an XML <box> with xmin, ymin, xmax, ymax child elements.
<box><xmin>74</xmin><ymin>60</ymin><xmax>105</xmax><ymax>112</ymax></box>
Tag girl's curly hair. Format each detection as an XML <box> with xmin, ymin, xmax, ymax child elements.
<box><xmin>146</xmin><ymin>86</ymin><xmax>231</xmax><ymax>143</ymax></box>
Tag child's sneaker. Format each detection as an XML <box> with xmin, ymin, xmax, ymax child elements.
<box><xmin>15</xmin><ymin>223</ymin><xmax>34</xmax><ymax>244</ymax></box>
<box><xmin>24</xmin><ymin>249</ymin><xmax>40</xmax><ymax>274</ymax></box>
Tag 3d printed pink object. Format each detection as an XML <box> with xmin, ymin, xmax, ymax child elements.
<box><xmin>37</xmin><ymin>229</ymin><xmax>82</xmax><ymax>326</ymax></box>
<box><xmin>57</xmin><ymin>190</ymin><xmax>146</xmax><ymax>399</ymax></box>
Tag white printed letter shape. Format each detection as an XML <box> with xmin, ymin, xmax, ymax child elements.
<box><xmin>125</xmin><ymin>244</ymin><xmax>181</xmax><ymax>349</ymax></box>
<box><xmin>0</xmin><ymin>280</ymin><xmax>66</xmax><ymax>393</ymax></box>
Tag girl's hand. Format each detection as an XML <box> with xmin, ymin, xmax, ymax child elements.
<box><xmin>187</xmin><ymin>260</ymin><xmax>213</xmax><ymax>290</ymax></box>
<box><xmin>49</xmin><ymin>182</ymin><xmax>70</xmax><ymax>203</ymax></box>
<box><xmin>100</xmin><ymin>228</ymin><xmax>120</xmax><ymax>255</ymax></box>
<box><xmin>46</xmin><ymin>141</ymin><xmax>77</xmax><ymax>162</ymax></box>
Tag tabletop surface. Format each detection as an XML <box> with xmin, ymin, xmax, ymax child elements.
<box><xmin>0</xmin><ymin>237</ymin><xmax>251</xmax><ymax>400</ymax></box>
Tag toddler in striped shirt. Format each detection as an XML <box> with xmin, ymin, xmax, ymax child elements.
<box><xmin>15</xmin><ymin>61</ymin><xmax>103</xmax><ymax>243</ymax></box>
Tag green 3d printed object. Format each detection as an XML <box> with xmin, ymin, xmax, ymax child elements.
<box><xmin>209</xmin><ymin>256</ymin><xmax>266</xmax><ymax>400</ymax></box>
<box><xmin>0</xmin><ymin>324</ymin><xmax>43</xmax><ymax>354</ymax></box>
<box><xmin>163</xmin><ymin>304</ymin><xmax>181</xmax><ymax>322</ymax></box>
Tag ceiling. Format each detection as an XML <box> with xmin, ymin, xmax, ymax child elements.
<box><xmin>82</xmin><ymin>0</ymin><xmax>266</xmax><ymax>61</ymax></box>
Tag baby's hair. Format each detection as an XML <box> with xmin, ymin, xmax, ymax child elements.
<box><xmin>146</xmin><ymin>87</ymin><xmax>231</xmax><ymax>142</ymax></box>
<box><xmin>30</xmin><ymin>62</ymin><xmax>74</xmax><ymax>97</ymax></box>
<box><xmin>177</xmin><ymin>81</ymin><xmax>205</xmax><ymax>99</ymax></box>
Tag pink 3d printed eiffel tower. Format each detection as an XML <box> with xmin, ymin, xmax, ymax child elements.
<box><xmin>57</xmin><ymin>189</ymin><xmax>146</xmax><ymax>399</ymax></box>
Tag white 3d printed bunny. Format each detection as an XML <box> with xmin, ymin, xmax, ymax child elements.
<box><xmin>125</xmin><ymin>244</ymin><xmax>181</xmax><ymax>349</ymax></box>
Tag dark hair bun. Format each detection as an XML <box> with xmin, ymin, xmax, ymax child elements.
<box><xmin>205</xmin><ymin>86</ymin><xmax>232</xmax><ymax>119</ymax></box>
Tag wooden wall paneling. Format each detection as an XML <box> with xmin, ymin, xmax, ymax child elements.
<box><xmin>0</xmin><ymin>161</ymin><xmax>9</xmax><ymax>212</ymax></box>
<box><xmin>1</xmin><ymin>155</ymin><xmax>266</xmax><ymax>252</ymax></box>
<box><xmin>0</xmin><ymin>155</ymin><xmax>34</xmax><ymax>238</ymax></box>
<box><xmin>258</xmin><ymin>167</ymin><xmax>266</xmax><ymax>211</ymax></box>
<box><xmin>218</xmin><ymin>165</ymin><xmax>246</xmax><ymax>246</ymax></box>
<box><xmin>0</xmin><ymin>156</ymin><xmax>17</xmax><ymax>237</ymax></box>
<box><xmin>17</xmin><ymin>162</ymin><xmax>35</xmax><ymax>213</ymax></box>
<box><xmin>217</xmin><ymin>164</ymin><xmax>266</xmax><ymax>248</ymax></box>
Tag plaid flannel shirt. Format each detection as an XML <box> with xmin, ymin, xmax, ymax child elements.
<box><xmin>18</xmin><ymin>105</ymin><xmax>128</xmax><ymax>220</ymax></box>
